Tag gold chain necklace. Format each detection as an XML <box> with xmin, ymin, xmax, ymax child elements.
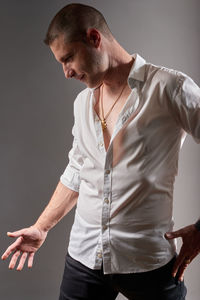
<box><xmin>99</xmin><ymin>81</ymin><xmax>127</xmax><ymax>131</ymax></box>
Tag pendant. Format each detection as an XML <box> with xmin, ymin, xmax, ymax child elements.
<box><xmin>101</xmin><ymin>119</ymin><xmax>107</xmax><ymax>131</ymax></box>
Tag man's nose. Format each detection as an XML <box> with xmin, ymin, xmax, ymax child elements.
<box><xmin>63</xmin><ymin>66</ymin><xmax>75</xmax><ymax>79</ymax></box>
<box><xmin>68</xmin><ymin>69</ymin><xmax>75</xmax><ymax>78</ymax></box>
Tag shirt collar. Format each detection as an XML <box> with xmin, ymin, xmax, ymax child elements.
<box><xmin>127</xmin><ymin>53</ymin><xmax>146</xmax><ymax>89</ymax></box>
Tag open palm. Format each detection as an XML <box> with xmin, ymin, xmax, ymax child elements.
<box><xmin>1</xmin><ymin>226</ymin><xmax>47</xmax><ymax>270</ymax></box>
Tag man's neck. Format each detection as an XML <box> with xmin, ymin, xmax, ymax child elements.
<box><xmin>102</xmin><ymin>40</ymin><xmax>134</xmax><ymax>96</ymax></box>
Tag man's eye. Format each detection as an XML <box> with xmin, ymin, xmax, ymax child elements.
<box><xmin>65</xmin><ymin>55</ymin><xmax>73</xmax><ymax>63</ymax></box>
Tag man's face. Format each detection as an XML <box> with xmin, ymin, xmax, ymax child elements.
<box><xmin>50</xmin><ymin>34</ymin><xmax>107</xmax><ymax>89</ymax></box>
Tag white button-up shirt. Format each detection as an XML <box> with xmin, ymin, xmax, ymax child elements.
<box><xmin>60</xmin><ymin>54</ymin><xmax>200</xmax><ymax>274</ymax></box>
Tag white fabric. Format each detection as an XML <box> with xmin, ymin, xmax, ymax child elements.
<box><xmin>60</xmin><ymin>54</ymin><xmax>200</xmax><ymax>274</ymax></box>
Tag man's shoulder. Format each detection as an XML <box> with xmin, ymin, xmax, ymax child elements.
<box><xmin>147</xmin><ymin>61</ymin><xmax>184</xmax><ymax>80</ymax></box>
<box><xmin>146</xmin><ymin>61</ymin><xmax>187</xmax><ymax>92</ymax></box>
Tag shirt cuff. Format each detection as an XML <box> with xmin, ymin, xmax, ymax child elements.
<box><xmin>60</xmin><ymin>166</ymin><xmax>80</xmax><ymax>192</ymax></box>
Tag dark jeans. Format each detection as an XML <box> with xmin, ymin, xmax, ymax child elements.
<box><xmin>58</xmin><ymin>253</ymin><xmax>187</xmax><ymax>300</ymax></box>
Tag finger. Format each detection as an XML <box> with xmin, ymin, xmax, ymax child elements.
<box><xmin>172</xmin><ymin>257</ymin><xmax>184</xmax><ymax>277</ymax></box>
<box><xmin>28</xmin><ymin>252</ymin><xmax>35</xmax><ymax>268</ymax></box>
<box><xmin>1</xmin><ymin>237</ymin><xmax>23</xmax><ymax>260</ymax></box>
<box><xmin>171</xmin><ymin>249</ymin><xmax>187</xmax><ymax>277</ymax></box>
<box><xmin>178</xmin><ymin>251</ymin><xmax>199</xmax><ymax>281</ymax></box>
<box><xmin>165</xmin><ymin>229</ymin><xmax>183</xmax><ymax>240</ymax></box>
<box><xmin>7</xmin><ymin>229</ymin><xmax>27</xmax><ymax>238</ymax></box>
<box><xmin>172</xmin><ymin>259</ymin><xmax>181</xmax><ymax>278</ymax></box>
<box><xmin>17</xmin><ymin>252</ymin><xmax>28</xmax><ymax>271</ymax></box>
<box><xmin>9</xmin><ymin>250</ymin><xmax>21</xmax><ymax>269</ymax></box>
<box><xmin>177</xmin><ymin>259</ymin><xmax>190</xmax><ymax>281</ymax></box>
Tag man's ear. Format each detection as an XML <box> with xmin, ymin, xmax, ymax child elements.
<box><xmin>86</xmin><ymin>28</ymin><xmax>101</xmax><ymax>48</ymax></box>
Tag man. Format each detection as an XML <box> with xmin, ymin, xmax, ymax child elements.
<box><xmin>2</xmin><ymin>3</ymin><xmax>200</xmax><ymax>300</ymax></box>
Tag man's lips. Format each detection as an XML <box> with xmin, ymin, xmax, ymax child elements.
<box><xmin>65</xmin><ymin>72</ymin><xmax>85</xmax><ymax>81</ymax></box>
<box><xmin>76</xmin><ymin>74</ymin><xmax>85</xmax><ymax>81</ymax></box>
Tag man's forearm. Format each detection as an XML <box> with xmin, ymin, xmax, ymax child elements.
<box><xmin>34</xmin><ymin>181</ymin><xmax>78</xmax><ymax>233</ymax></box>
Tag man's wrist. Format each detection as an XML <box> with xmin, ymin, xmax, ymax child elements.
<box><xmin>194</xmin><ymin>219</ymin><xmax>200</xmax><ymax>231</ymax></box>
<box><xmin>33</xmin><ymin>222</ymin><xmax>49</xmax><ymax>234</ymax></box>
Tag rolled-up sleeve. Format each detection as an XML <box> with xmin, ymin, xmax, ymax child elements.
<box><xmin>60</xmin><ymin>123</ymin><xmax>84</xmax><ymax>192</ymax></box>
<box><xmin>171</xmin><ymin>74</ymin><xmax>200</xmax><ymax>143</ymax></box>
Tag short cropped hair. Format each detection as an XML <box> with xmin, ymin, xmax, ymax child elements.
<box><xmin>44</xmin><ymin>3</ymin><xmax>113</xmax><ymax>45</ymax></box>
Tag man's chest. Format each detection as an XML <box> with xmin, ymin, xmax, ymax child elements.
<box><xmin>93</xmin><ymin>88</ymin><xmax>132</xmax><ymax>150</ymax></box>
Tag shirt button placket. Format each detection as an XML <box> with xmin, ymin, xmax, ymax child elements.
<box><xmin>101</xmin><ymin>166</ymin><xmax>112</xmax><ymax>273</ymax></box>
<box><xmin>104</xmin><ymin>198</ymin><xmax>109</xmax><ymax>204</ymax></box>
<box><xmin>97</xmin><ymin>250</ymin><xmax>102</xmax><ymax>259</ymax></box>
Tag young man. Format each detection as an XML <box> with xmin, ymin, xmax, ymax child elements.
<box><xmin>2</xmin><ymin>3</ymin><xmax>200</xmax><ymax>300</ymax></box>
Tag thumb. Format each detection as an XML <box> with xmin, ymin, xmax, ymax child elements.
<box><xmin>165</xmin><ymin>229</ymin><xmax>181</xmax><ymax>240</ymax></box>
<box><xmin>7</xmin><ymin>228</ymin><xmax>27</xmax><ymax>238</ymax></box>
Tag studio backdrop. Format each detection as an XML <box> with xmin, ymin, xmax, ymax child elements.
<box><xmin>0</xmin><ymin>1</ymin><xmax>200</xmax><ymax>300</ymax></box>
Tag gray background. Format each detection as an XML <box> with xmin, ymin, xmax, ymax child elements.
<box><xmin>0</xmin><ymin>1</ymin><xmax>199</xmax><ymax>299</ymax></box>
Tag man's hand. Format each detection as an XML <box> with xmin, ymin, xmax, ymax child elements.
<box><xmin>1</xmin><ymin>226</ymin><xmax>47</xmax><ymax>271</ymax></box>
<box><xmin>165</xmin><ymin>224</ymin><xmax>200</xmax><ymax>281</ymax></box>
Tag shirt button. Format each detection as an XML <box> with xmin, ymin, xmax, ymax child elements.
<box><xmin>105</xmin><ymin>169</ymin><xmax>110</xmax><ymax>174</ymax></box>
<box><xmin>100</xmin><ymin>142</ymin><xmax>104</xmax><ymax>147</ymax></box>
<box><xmin>104</xmin><ymin>198</ymin><xmax>109</xmax><ymax>204</ymax></box>
<box><xmin>103</xmin><ymin>225</ymin><xmax>108</xmax><ymax>230</ymax></box>
<box><xmin>97</xmin><ymin>253</ymin><xmax>102</xmax><ymax>258</ymax></box>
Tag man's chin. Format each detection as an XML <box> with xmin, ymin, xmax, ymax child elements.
<box><xmin>80</xmin><ymin>75</ymin><xmax>103</xmax><ymax>89</ymax></box>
